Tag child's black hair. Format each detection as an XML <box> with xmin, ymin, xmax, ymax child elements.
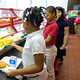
<box><xmin>77</xmin><ymin>11</ymin><xmax>80</xmax><ymax>15</ymax></box>
<box><xmin>23</xmin><ymin>6</ymin><xmax>44</xmax><ymax>27</ymax></box>
<box><xmin>56</xmin><ymin>6</ymin><xmax>65</xmax><ymax>20</ymax></box>
<box><xmin>45</xmin><ymin>6</ymin><xmax>56</xmax><ymax>16</ymax></box>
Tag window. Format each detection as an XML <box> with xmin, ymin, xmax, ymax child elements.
<box><xmin>32</xmin><ymin>0</ymin><xmax>46</xmax><ymax>8</ymax></box>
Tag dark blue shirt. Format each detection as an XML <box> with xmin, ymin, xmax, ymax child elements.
<box><xmin>56</xmin><ymin>20</ymin><xmax>69</xmax><ymax>43</ymax></box>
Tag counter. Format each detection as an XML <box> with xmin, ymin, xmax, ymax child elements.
<box><xmin>0</xmin><ymin>41</ymin><xmax>25</xmax><ymax>80</ymax></box>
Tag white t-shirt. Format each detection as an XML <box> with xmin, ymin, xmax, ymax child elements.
<box><xmin>22</xmin><ymin>30</ymin><xmax>47</xmax><ymax>77</ymax></box>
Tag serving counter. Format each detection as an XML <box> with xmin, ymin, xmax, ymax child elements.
<box><xmin>0</xmin><ymin>41</ymin><xmax>24</xmax><ymax>80</ymax></box>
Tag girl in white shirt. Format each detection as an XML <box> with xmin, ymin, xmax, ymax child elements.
<box><xmin>6</xmin><ymin>6</ymin><xmax>48</xmax><ymax>80</ymax></box>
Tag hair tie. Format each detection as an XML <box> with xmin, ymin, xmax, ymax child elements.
<box><xmin>24</xmin><ymin>20</ymin><xmax>26</xmax><ymax>22</ymax></box>
<box><xmin>34</xmin><ymin>22</ymin><xmax>37</xmax><ymax>26</ymax></box>
<box><xmin>22</xmin><ymin>13</ymin><xmax>24</xmax><ymax>16</ymax></box>
<box><xmin>30</xmin><ymin>9</ymin><xmax>32</xmax><ymax>14</ymax></box>
<box><xmin>41</xmin><ymin>12</ymin><xmax>44</xmax><ymax>17</ymax></box>
<box><xmin>26</xmin><ymin>12</ymin><xmax>29</xmax><ymax>16</ymax></box>
<box><xmin>25</xmin><ymin>17</ymin><xmax>27</xmax><ymax>20</ymax></box>
<box><xmin>23</xmin><ymin>17</ymin><xmax>27</xmax><ymax>22</ymax></box>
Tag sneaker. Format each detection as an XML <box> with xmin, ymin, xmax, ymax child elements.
<box><xmin>54</xmin><ymin>69</ymin><xmax>58</xmax><ymax>76</ymax></box>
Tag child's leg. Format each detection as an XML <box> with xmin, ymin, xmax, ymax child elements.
<box><xmin>54</xmin><ymin>58</ymin><xmax>60</xmax><ymax>76</ymax></box>
<box><xmin>46</xmin><ymin>56</ymin><xmax>56</xmax><ymax>80</ymax></box>
<box><xmin>45</xmin><ymin>45</ymin><xmax>57</xmax><ymax>80</ymax></box>
<box><xmin>60</xmin><ymin>56</ymin><xmax>63</xmax><ymax>64</ymax></box>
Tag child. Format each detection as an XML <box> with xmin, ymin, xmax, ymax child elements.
<box><xmin>55</xmin><ymin>6</ymin><xmax>69</xmax><ymax>75</ymax></box>
<box><xmin>43</xmin><ymin>6</ymin><xmax>58</xmax><ymax>80</ymax></box>
<box><xmin>64</xmin><ymin>11</ymin><xmax>68</xmax><ymax>21</ymax></box>
<box><xmin>74</xmin><ymin>11</ymin><xmax>80</xmax><ymax>25</ymax></box>
<box><xmin>6</xmin><ymin>6</ymin><xmax>48</xmax><ymax>80</ymax></box>
<box><xmin>74</xmin><ymin>11</ymin><xmax>80</xmax><ymax>36</ymax></box>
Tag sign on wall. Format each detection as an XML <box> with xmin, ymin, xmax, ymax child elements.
<box><xmin>68</xmin><ymin>10</ymin><xmax>80</xmax><ymax>18</ymax></box>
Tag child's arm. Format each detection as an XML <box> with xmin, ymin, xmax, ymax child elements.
<box><xmin>45</xmin><ymin>35</ymin><xmax>53</xmax><ymax>44</ymax></box>
<box><xmin>9</xmin><ymin>42</ymin><xmax>23</xmax><ymax>52</ymax></box>
<box><xmin>6</xmin><ymin>54</ymin><xmax>44</xmax><ymax>77</ymax></box>
<box><xmin>61</xmin><ymin>27</ymin><xmax>69</xmax><ymax>50</ymax></box>
<box><xmin>74</xmin><ymin>17</ymin><xmax>78</xmax><ymax>25</ymax></box>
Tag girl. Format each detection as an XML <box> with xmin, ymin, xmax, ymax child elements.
<box><xmin>54</xmin><ymin>7</ymin><xmax>69</xmax><ymax>75</ymax></box>
<box><xmin>43</xmin><ymin>6</ymin><xmax>58</xmax><ymax>80</ymax></box>
<box><xmin>6</xmin><ymin>6</ymin><xmax>48</xmax><ymax>80</ymax></box>
<box><xmin>74</xmin><ymin>11</ymin><xmax>80</xmax><ymax>36</ymax></box>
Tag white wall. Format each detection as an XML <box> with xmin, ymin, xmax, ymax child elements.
<box><xmin>17</xmin><ymin>0</ymin><xmax>30</xmax><ymax>9</ymax></box>
<box><xmin>0</xmin><ymin>0</ymin><xmax>69</xmax><ymax>11</ymax></box>
<box><xmin>63</xmin><ymin>0</ymin><xmax>69</xmax><ymax>11</ymax></box>
<box><xmin>47</xmin><ymin>0</ymin><xmax>68</xmax><ymax>11</ymax></box>
<box><xmin>6</xmin><ymin>0</ymin><xmax>17</xmax><ymax>8</ymax></box>
<box><xmin>47</xmin><ymin>0</ymin><xmax>63</xmax><ymax>7</ymax></box>
<box><xmin>32</xmin><ymin>0</ymin><xmax>46</xmax><ymax>8</ymax></box>
<box><xmin>0</xmin><ymin>0</ymin><xmax>6</xmax><ymax>8</ymax></box>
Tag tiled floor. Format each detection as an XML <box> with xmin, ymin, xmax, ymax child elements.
<box><xmin>56</xmin><ymin>34</ymin><xmax>80</xmax><ymax>80</ymax></box>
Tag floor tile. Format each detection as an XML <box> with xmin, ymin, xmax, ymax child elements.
<box><xmin>56</xmin><ymin>34</ymin><xmax>80</xmax><ymax>80</ymax></box>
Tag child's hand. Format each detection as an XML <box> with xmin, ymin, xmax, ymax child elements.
<box><xmin>60</xmin><ymin>45</ymin><xmax>66</xmax><ymax>50</ymax></box>
<box><xmin>74</xmin><ymin>23</ymin><xmax>76</xmax><ymax>25</ymax></box>
<box><xmin>9</xmin><ymin>41</ymin><xmax>16</xmax><ymax>47</ymax></box>
<box><xmin>6</xmin><ymin>69</ymin><xmax>16</xmax><ymax>77</ymax></box>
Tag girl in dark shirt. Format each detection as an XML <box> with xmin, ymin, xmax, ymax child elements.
<box><xmin>54</xmin><ymin>7</ymin><xmax>69</xmax><ymax>75</ymax></box>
